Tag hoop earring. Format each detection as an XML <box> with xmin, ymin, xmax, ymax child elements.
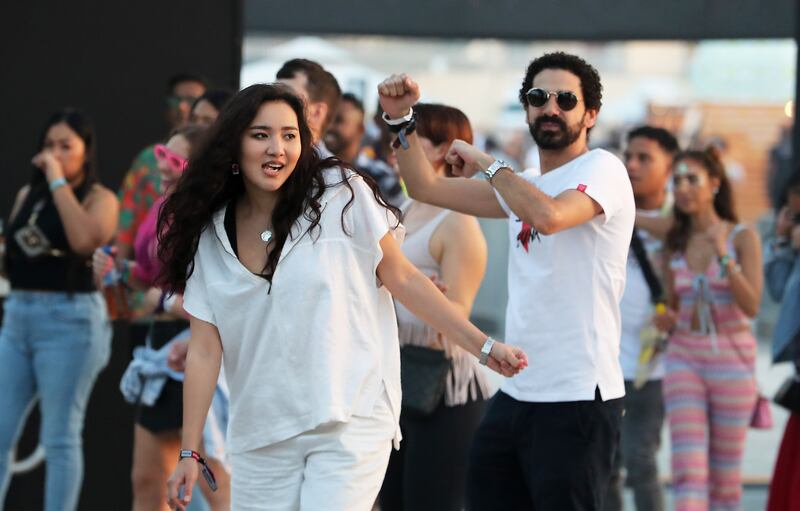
<box><xmin>231</xmin><ymin>163</ymin><xmax>240</xmax><ymax>175</ymax></box>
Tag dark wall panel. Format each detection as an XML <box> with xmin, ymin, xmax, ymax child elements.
<box><xmin>0</xmin><ymin>1</ymin><xmax>242</xmax><ymax>216</ymax></box>
<box><xmin>245</xmin><ymin>0</ymin><xmax>794</xmax><ymax>40</ymax></box>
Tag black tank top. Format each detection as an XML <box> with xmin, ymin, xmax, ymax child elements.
<box><xmin>5</xmin><ymin>181</ymin><xmax>96</xmax><ymax>292</ymax></box>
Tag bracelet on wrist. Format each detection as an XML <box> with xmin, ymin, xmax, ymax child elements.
<box><xmin>49</xmin><ymin>177</ymin><xmax>68</xmax><ymax>192</ymax></box>
<box><xmin>478</xmin><ymin>337</ymin><xmax>496</xmax><ymax>366</ymax></box>
<box><xmin>382</xmin><ymin>107</ymin><xmax>414</xmax><ymax>126</ymax></box>
<box><xmin>388</xmin><ymin>112</ymin><xmax>418</xmax><ymax>150</ymax></box>
<box><xmin>718</xmin><ymin>254</ymin><xmax>734</xmax><ymax>278</ymax></box>
<box><xmin>179</xmin><ymin>450</ymin><xmax>218</xmax><ymax>492</ymax></box>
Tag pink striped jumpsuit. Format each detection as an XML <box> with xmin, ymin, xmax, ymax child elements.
<box><xmin>663</xmin><ymin>227</ymin><xmax>757</xmax><ymax>511</ymax></box>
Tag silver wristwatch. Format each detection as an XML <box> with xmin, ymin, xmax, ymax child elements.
<box><xmin>478</xmin><ymin>337</ymin><xmax>496</xmax><ymax>366</ymax></box>
<box><xmin>483</xmin><ymin>159</ymin><xmax>512</xmax><ymax>183</ymax></box>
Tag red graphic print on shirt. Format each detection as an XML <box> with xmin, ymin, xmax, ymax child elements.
<box><xmin>516</xmin><ymin>219</ymin><xmax>541</xmax><ymax>253</ymax></box>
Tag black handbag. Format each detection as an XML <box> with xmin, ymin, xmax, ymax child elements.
<box><xmin>774</xmin><ymin>375</ymin><xmax>800</xmax><ymax>413</ymax></box>
<box><xmin>400</xmin><ymin>345</ymin><xmax>450</xmax><ymax>416</ymax></box>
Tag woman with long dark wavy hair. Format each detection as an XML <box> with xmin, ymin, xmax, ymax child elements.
<box><xmin>0</xmin><ymin>109</ymin><xmax>118</xmax><ymax>510</ymax></box>
<box><xmin>160</xmin><ymin>84</ymin><xmax>527</xmax><ymax>510</ymax></box>
<box><xmin>640</xmin><ymin>148</ymin><xmax>763</xmax><ymax>511</ymax></box>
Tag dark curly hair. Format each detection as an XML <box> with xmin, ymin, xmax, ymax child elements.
<box><xmin>518</xmin><ymin>52</ymin><xmax>603</xmax><ymax>112</ymax></box>
<box><xmin>157</xmin><ymin>83</ymin><xmax>398</xmax><ymax>294</ymax></box>
<box><xmin>665</xmin><ymin>147</ymin><xmax>738</xmax><ymax>254</ymax></box>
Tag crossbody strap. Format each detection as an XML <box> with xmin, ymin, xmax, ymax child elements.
<box><xmin>630</xmin><ymin>227</ymin><xmax>664</xmax><ymax>304</ymax></box>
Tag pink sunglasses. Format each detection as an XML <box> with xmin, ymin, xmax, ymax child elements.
<box><xmin>154</xmin><ymin>144</ymin><xmax>188</xmax><ymax>174</ymax></box>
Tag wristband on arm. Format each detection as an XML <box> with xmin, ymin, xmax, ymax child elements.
<box><xmin>383</xmin><ymin>108</ymin><xmax>417</xmax><ymax>150</ymax></box>
<box><xmin>179</xmin><ymin>450</ymin><xmax>218</xmax><ymax>492</ymax></box>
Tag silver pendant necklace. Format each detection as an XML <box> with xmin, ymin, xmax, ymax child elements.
<box><xmin>260</xmin><ymin>229</ymin><xmax>273</xmax><ymax>244</ymax></box>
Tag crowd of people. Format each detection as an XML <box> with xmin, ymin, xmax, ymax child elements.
<box><xmin>0</xmin><ymin>50</ymin><xmax>797</xmax><ymax>511</ymax></box>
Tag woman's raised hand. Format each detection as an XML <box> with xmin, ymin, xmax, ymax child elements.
<box><xmin>378</xmin><ymin>74</ymin><xmax>421</xmax><ymax>119</ymax></box>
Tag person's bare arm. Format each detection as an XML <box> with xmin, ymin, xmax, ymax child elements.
<box><xmin>393</xmin><ymin>131</ymin><xmax>507</xmax><ymax>218</ymax></box>
<box><xmin>376</xmin><ymin>232</ymin><xmax>526</xmax><ymax>375</ymax></box>
<box><xmin>491</xmin><ymin>170</ymin><xmax>602</xmax><ymax>235</ymax></box>
<box><xmin>33</xmin><ymin>151</ymin><xmax>118</xmax><ymax>256</ymax></box>
<box><xmin>726</xmin><ymin>227</ymin><xmax>763</xmax><ymax>317</ymax></box>
<box><xmin>52</xmin><ymin>185</ymin><xmax>119</xmax><ymax>256</ymax></box>
<box><xmin>434</xmin><ymin>214</ymin><xmax>487</xmax><ymax>317</ymax></box>
<box><xmin>166</xmin><ymin>315</ymin><xmax>222</xmax><ymax>510</ymax></box>
<box><xmin>635</xmin><ymin>213</ymin><xmax>672</xmax><ymax>241</ymax></box>
<box><xmin>378</xmin><ymin>74</ymin><xmax>506</xmax><ymax>219</ymax></box>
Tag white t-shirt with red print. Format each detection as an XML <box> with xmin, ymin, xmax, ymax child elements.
<box><xmin>494</xmin><ymin>149</ymin><xmax>635</xmax><ymax>402</ymax></box>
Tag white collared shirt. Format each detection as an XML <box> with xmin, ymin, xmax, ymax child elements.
<box><xmin>183</xmin><ymin>168</ymin><xmax>404</xmax><ymax>453</ymax></box>
<box><xmin>494</xmin><ymin>149</ymin><xmax>635</xmax><ymax>402</ymax></box>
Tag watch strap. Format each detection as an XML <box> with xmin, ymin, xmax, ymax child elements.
<box><xmin>479</xmin><ymin>337</ymin><xmax>496</xmax><ymax>365</ymax></box>
<box><xmin>483</xmin><ymin>160</ymin><xmax>511</xmax><ymax>183</ymax></box>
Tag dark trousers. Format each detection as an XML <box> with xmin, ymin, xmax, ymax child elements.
<box><xmin>604</xmin><ymin>380</ymin><xmax>665</xmax><ymax>511</ymax></box>
<box><xmin>467</xmin><ymin>389</ymin><xmax>623</xmax><ymax>511</ymax></box>
<box><xmin>380</xmin><ymin>397</ymin><xmax>486</xmax><ymax>511</ymax></box>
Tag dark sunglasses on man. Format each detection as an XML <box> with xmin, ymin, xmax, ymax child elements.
<box><xmin>525</xmin><ymin>88</ymin><xmax>581</xmax><ymax>111</ymax></box>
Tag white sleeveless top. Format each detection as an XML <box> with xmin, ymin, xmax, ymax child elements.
<box><xmin>395</xmin><ymin>200</ymin><xmax>490</xmax><ymax>406</ymax></box>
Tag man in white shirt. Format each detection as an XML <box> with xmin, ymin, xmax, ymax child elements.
<box><xmin>378</xmin><ymin>52</ymin><xmax>634</xmax><ymax>510</ymax></box>
<box><xmin>604</xmin><ymin>126</ymin><xmax>679</xmax><ymax>511</ymax></box>
<box><xmin>276</xmin><ymin>58</ymin><xmax>340</xmax><ymax>158</ymax></box>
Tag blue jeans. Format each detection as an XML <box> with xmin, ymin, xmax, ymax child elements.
<box><xmin>0</xmin><ymin>291</ymin><xmax>111</xmax><ymax>511</ymax></box>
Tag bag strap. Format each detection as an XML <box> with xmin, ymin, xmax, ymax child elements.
<box><xmin>630</xmin><ymin>227</ymin><xmax>664</xmax><ymax>304</ymax></box>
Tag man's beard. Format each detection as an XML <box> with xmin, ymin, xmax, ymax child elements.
<box><xmin>528</xmin><ymin>115</ymin><xmax>582</xmax><ymax>150</ymax></box>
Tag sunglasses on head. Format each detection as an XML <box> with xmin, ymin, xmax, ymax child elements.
<box><xmin>525</xmin><ymin>88</ymin><xmax>581</xmax><ymax>111</ymax></box>
<box><xmin>154</xmin><ymin>144</ymin><xmax>188</xmax><ymax>174</ymax></box>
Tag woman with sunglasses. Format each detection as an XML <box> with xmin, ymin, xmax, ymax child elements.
<box><xmin>639</xmin><ymin>148</ymin><xmax>763</xmax><ymax>511</ymax></box>
<box><xmin>160</xmin><ymin>84</ymin><xmax>527</xmax><ymax>510</ymax></box>
<box><xmin>0</xmin><ymin>109</ymin><xmax>118</xmax><ymax>510</ymax></box>
<box><xmin>95</xmin><ymin>125</ymin><xmax>231</xmax><ymax>510</ymax></box>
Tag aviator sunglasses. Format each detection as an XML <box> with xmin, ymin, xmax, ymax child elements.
<box><xmin>525</xmin><ymin>88</ymin><xmax>581</xmax><ymax>111</ymax></box>
<box><xmin>154</xmin><ymin>144</ymin><xmax>188</xmax><ymax>174</ymax></box>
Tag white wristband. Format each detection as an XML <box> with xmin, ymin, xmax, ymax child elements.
<box><xmin>382</xmin><ymin>107</ymin><xmax>414</xmax><ymax>126</ymax></box>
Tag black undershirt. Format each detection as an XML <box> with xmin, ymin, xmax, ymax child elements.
<box><xmin>223</xmin><ymin>202</ymin><xmax>270</xmax><ymax>280</ymax></box>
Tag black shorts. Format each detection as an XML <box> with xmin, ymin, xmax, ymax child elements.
<box><xmin>134</xmin><ymin>319</ymin><xmax>188</xmax><ymax>433</ymax></box>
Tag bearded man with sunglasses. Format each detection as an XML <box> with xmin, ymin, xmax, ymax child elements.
<box><xmin>378</xmin><ymin>52</ymin><xmax>634</xmax><ymax>510</ymax></box>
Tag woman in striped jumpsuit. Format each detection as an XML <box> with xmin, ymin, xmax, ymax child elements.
<box><xmin>646</xmin><ymin>148</ymin><xmax>763</xmax><ymax>511</ymax></box>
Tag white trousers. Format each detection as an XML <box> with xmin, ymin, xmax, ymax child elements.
<box><xmin>229</xmin><ymin>391</ymin><xmax>395</xmax><ymax>510</ymax></box>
